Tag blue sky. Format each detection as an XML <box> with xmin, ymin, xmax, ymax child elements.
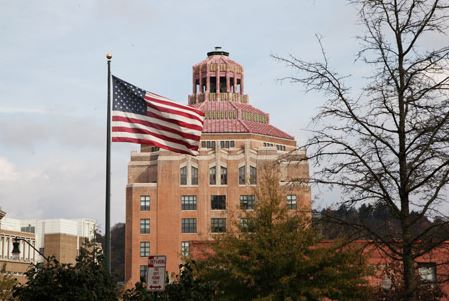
<box><xmin>0</xmin><ymin>1</ymin><xmax>366</xmax><ymax>228</ymax></box>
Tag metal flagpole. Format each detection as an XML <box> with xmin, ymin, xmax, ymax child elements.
<box><xmin>105</xmin><ymin>52</ymin><xmax>112</xmax><ymax>273</ymax></box>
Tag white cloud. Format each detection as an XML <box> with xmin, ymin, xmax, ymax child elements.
<box><xmin>0</xmin><ymin>157</ymin><xmax>18</xmax><ymax>181</ymax></box>
<box><xmin>0</xmin><ymin>107</ymin><xmax>51</xmax><ymax>114</ymax></box>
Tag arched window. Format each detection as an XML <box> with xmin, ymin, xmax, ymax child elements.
<box><xmin>191</xmin><ymin>166</ymin><xmax>198</xmax><ymax>185</ymax></box>
<box><xmin>220</xmin><ymin>166</ymin><xmax>227</xmax><ymax>185</ymax></box>
<box><xmin>209</xmin><ymin>166</ymin><xmax>217</xmax><ymax>185</ymax></box>
<box><xmin>250</xmin><ymin>166</ymin><xmax>257</xmax><ymax>185</ymax></box>
<box><xmin>180</xmin><ymin>166</ymin><xmax>187</xmax><ymax>185</ymax></box>
<box><xmin>239</xmin><ymin>166</ymin><xmax>246</xmax><ymax>185</ymax></box>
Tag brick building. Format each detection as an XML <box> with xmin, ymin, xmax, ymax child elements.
<box><xmin>0</xmin><ymin>208</ymin><xmax>37</xmax><ymax>282</ymax></box>
<box><xmin>124</xmin><ymin>48</ymin><xmax>311</xmax><ymax>285</ymax></box>
<box><xmin>1</xmin><ymin>215</ymin><xmax>95</xmax><ymax>264</ymax></box>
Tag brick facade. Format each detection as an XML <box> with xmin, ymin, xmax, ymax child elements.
<box><xmin>124</xmin><ymin>49</ymin><xmax>311</xmax><ymax>286</ymax></box>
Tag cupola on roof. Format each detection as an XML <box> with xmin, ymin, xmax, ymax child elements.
<box><xmin>188</xmin><ymin>48</ymin><xmax>294</xmax><ymax>141</ymax></box>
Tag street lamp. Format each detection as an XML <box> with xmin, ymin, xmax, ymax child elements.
<box><xmin>11</xmin><ymin>237</ymin><xmax>49</xmax><ymax>262</ymax></box>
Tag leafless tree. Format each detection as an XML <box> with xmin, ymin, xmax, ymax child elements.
<box><xmin>274</xmin><ymin>1</ymin><xmax>449</xmax><ymax>300</ymax></box>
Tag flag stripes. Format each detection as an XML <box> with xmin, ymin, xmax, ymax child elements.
<box><xmin>111</xmin><ymin>76</ymin><xmax>204</xmax><ymax>155</ymax></box>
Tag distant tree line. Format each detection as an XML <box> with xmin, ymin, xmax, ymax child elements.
<box><xmin>314</xmin><ymin>202</ymin><xmax>449</xmax><ymax>243</ymax></box>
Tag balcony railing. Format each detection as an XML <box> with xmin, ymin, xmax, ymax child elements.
<box><xmin>189</xmin><ymin>93</ymin><xmax>248</xmax><ymax>104</ymax></box>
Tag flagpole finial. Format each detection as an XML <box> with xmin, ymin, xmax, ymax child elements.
<box><xmin>106</xmin><ymin>52</ymin><xmax>112</xmax><ymax>60</ymax></box>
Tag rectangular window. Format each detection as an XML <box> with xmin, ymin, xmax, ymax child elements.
<box><xmin>191</xmin><ymin>166</ymin><xmax>198</xmax><ymax>185</ymax></box>
<box><xmin>20</xmin><ymin>226</ymin><xmax>35</xmax><ymax>233</ymax></box>
<box><xmin>140</xmin><ymin>219</ymin><xmax>150</xmax><ymax>234</ymax></box>
<box><xmin>140</xmin><ymin>241</ymin><xmax>150</xmax><ymax>257</ymax></box>
<box><xmin>181</xmin><ymin>218</ymin><xmax>197</xmax><ymax>233</ymax></box>
<box><xmin>239</xmin><ymin>166</ymin><xmax>246</xmax><ymax>185</ymax></box>
<box><xmin>181</xmin><ymin>195</ymin><xmax>197</xmax><ymax>210</ymax></box>
<box><xmin>209</xmin><ymin>166</ymin><xmax>217</xmax><ymax>185</ymax></box>
<box><xmin>211</xmin><ymin>195</ymin><xmax>226</xmax><ymax>210</ymax></box>
<box><xmin>220</xmin><ymin>166</ymin><xmax>227</xmax><ymax>185</ymax></box>
<box><xmin>211</xmin><ymin>218</ymin><xmax>226</xmax><ymax>233</ymax></box>
<box><xmin>287</xmin><ymin>195</ymin><xmax>297</xmax><ymax>209</ymax></box>
<box><xmin>180</xmin><ymin>166</ymin><xmax>187</xmax><ymax>185</ymax></box>
<box><xmin>250</xmin><ymin>166</ymin><xmax>257</xmax><ymax>184</ymax></box>
<box><xmin>205</xmin><ymin>141</ymin><xmax>216</xmax><ymax>149</ymax></box>
<box><xmin>240</xmin><ymin>218</ymin><xmax>249</xmax><ymax>231</ymax></box>
<box><xmin>181</xmin><ymin>241</ymin><xmax>190</xmax><ymax>257</ymax></box>
<box><xmin>220</xmin><ymin>140</ymin><xmax>233</xmax><ymax>148</ymax></box>
<box><xmin>240</xmin><ymin>195</ymin><xmax>256</xmax><ymax>210</ymax></box>
<box><xmin>140</xmin><ymin>265</ymin><xmax>148</xmax><ymax>282</ymax></box>
<box><xmin>418</xmin><ymin>263</ymin><xmax>437</xmax><ymax>283</ymax></box>
<box><xmin>140</xmin><ymin>195</ymin><xmax>150</xmax><ymax>211</ymax></box>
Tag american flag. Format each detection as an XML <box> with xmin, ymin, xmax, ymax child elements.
<box><xmin>111</xmin><ymin>76</ymin><xmax>205</xmax><ymax>155</ymax></box>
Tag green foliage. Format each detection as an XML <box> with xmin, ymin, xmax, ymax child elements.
<box><xmin>315</xmin><ymin>202</ymin><xmax>435</xmax><ymax>241</ymax></box>
<box><xmin>13</xmin><ymin>243</ymin><xmax>118</xmax><ymax>301</ymax></box>
<box><xmin>0</xmin><ymin>264</ymin><xmax>17</xmax><ymax>301</ymax></box>
<box><xmin>196</xmin><ymin>164</ymin><xmax>372</xmax><ymax>301</ymax></box>
<box><xmin>122</xmin><ymin>261</ymin><xmax>215</xmax><ymax>301</ymax></box>
<box><xmin>111</xmin><ymin>223</ymin><xmax>125</xmax><ymax>282</ymax></box>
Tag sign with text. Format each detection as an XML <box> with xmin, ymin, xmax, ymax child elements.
<box><xmin>147</xmin><ymin>255</ymin><xmax>166</xmax><ymax>292</ymax></box>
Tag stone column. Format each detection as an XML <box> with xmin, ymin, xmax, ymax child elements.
<box><xmin>206</xmin><ymin>65</ymin><xmax>210</xmax><ymax>102</ymax></box>
<box><xmin>216</xmin><ymin>69</ymin><xmax>220</xmax><ymax>100</ymax></box>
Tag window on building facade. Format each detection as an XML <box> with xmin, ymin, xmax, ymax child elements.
<box><xmin>239</xmin><ymin>166</ymin><xmax>246</xmax><ymax>185</ymax></box>
<box><xmin>240</xmin><ymin>195</ymin><xmax>256</xmax><ymax>210</ymax></box>
<box><xmin>220</xmin><ymin>140</ymin><xmax>235</xmax><ymax>148</ymax></box>
<box><xmin>181</xmin><ymin>218</ymin><xmax>197</xmax><ymax>233</ymax></box>
<box><xmin>140</xmin><ymin>195</ymin><xmax>150</xmax><ymax>211</ymax></box>
<box><xmin>250</xmin><ymin>166</ymin><xmax>257</xmax><ymax>184</ymax></box>
<box><xmin>418</xmin><ymin>263</ymin><xmax>437</xmax><ymax>283</ymax></box>
<box><xmin>140</xmin><ymin>241</ymin><xmax>150</xmax><ymax>257</ymax></box>
<box><xmin>180</xmin><ymin>166</ymin><xmax>187</xmax><ymax>185</ymax></box>
<box><xmin>181</xmin><ymin>241</ymin><xmax>190</xmax><ymax>257</ymax></box>
<box><xmin>140</xmin><ymin>265</ymin><xmax>148</xmax><ymax>282</ymax></box>
<box><xmin>287</xmin><ymin>195</ymin><xmax>297</xmax><ymax>209</ymax></box>
<box><xmin>211</xmin><ymin>195</ymin><xmax>226</xmax><ymax>210</ymax></box>
<box><xmin>20</xmin><ymin>225</ymin><xmax>35</xmax><ymax>233</ymax></box>
<box><xmin>276</xmin><ymin>145</ymin><xmax>286</xmax><ymax>151</ymax></box>
<box><xmin>140</xmin><ymin>219</ymin><xmax>150</xmax><ymax>234</ymax></box>
<box><xmin>191</xmin><ymin>166</ymin><xmax>198</xmax><ymax>185</ymax></box>
<box><xmin>240</xmin><ymin>218</ymin><xmax>248</xmax><ymax>230</ymax></box>
<box><xmin>181</xmin><ymin>195</ymin><xmax>197</xmax><ymax>210</ymax></box>
<box><xmin>202</xmin><ymin>141</ymin><xmax>216</xmax><ymax>149</ymax></box>
<box><xmin>209</xmin><ymin>166</ymin><xmax>217</xmax><ymax>185</ymax></box>
<box><xmin>211</xmin><ymin>218</ymin><xmax>226</xmax><ymax>233</ymax></box>
<box><xmin>220</xmin><ymin>166</ymin><xmax>227</xmax><ymax>185</ymax></box>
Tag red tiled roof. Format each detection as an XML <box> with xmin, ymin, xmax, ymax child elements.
<box><xmin>243</xmin><ymin>120</ymin><xmax>293</xmax><ymax>140</ymax></box>
<box><xmin>193</xmin><ymin>54</ymin><xmax>242</xmax><ymax>68</ymax></box>
<box><xmin>191</xmin><ymin>101</ymin><xmax>294</xmax><ymax>140</ymax></box>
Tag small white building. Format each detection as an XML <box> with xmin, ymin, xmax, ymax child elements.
<box><xmin>1</xmin><ymin>216</ymin><xmax>96</xmax><ymax>263</ymax></box>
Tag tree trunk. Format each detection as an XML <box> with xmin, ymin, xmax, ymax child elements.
<box><xmin>403</xmin><ymin>234</ymin><xmax>417</xmax><ymax>301</ymax></box>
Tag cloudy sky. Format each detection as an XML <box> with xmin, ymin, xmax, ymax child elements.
<box><xmin>0</xmin><ymin>1</ymin><xmax>369</xmax><ymax>229</ymax></box>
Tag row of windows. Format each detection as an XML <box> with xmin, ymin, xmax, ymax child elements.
<box><xmin>140</xmin><ymin>194</ymin><xmax>298</xmax><ymax>212</ymax></box>
<box><xmin>139</xmin><ymin>241</ymin><xmax>190</xmax><ymax>258</ymax></box>
<box><xmin>201</xmin><ymin>140</ymin><xmax>235</xmax><ymax>149</ymax></box>
<box><xmin>181</xmin><ymin>218</ymin><xmax>227</xmax><ymax>233</ymax></box>
<box><xmin>263</xmin><ymin>142</ymin><xmax>286</xmax><ymax>151</ymax></box>
<box><xmin>139</xmin><ymin>240</ymin><xmax>191</xmax><ymax>281</ymax></box>
<box><xmin>140</xmin><ymin>217</ymin><xmax>230</xmax><ymax>234</ymax></box>
<box><xmin>180</xmin><ymin>165</ymin><xmax>257</xmax><ymax>186</ymax></box>
<box><xmin>180</xmin><ymin>166</ymin><xmax>198</xmax><ymax>185</ymax></box>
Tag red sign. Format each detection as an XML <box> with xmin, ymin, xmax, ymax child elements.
<box><xmin>147</xmin><ymin>255</ymin><xmax>166</xmax><ymax>291</ymax></box>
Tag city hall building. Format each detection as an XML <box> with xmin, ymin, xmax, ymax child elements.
<box><xmin>124</xmin><ymin>48</ymin><xmax>311</xmax><ymax>285</ymax></box>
